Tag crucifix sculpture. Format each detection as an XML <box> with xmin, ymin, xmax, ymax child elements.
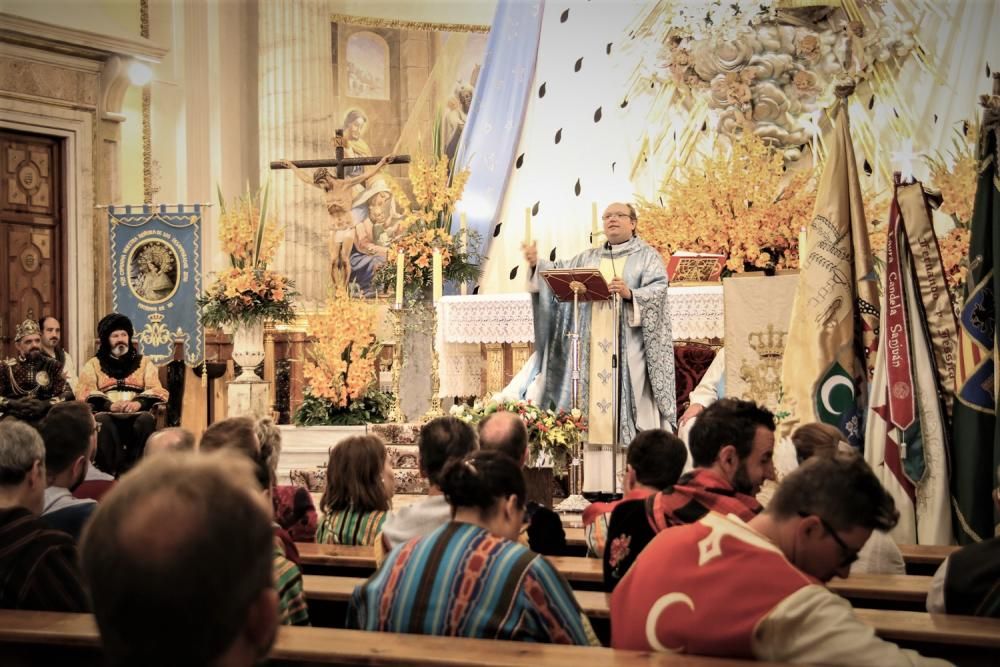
<box><xmin>271</xmin><ymin>130</ymin><xmax>410</xmax><ymax>288</ymax></box>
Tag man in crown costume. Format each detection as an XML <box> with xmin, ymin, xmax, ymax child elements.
<box><xmin>0</xmin><ymin>319</ymin><xmax>70</xmax><ymax>423</ymax></box>
<box><xmin>78</xmin><ymin>313</ymin><xmax>168</xmax><ymax>476</ymax></box>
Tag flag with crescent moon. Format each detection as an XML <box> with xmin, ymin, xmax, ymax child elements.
<box><xmin>864</xmin><ymin>181</ymin><xmax>955</xmax><ymax>545</ymax></box>
<box><xmin>778</xmin><ymin>99</ymin><xmax>880</xmax><ymax>448</ymax></box>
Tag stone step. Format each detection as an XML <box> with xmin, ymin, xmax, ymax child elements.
<box><xmin>284</xmin><ymin>424</ymin><xmax>428</xmax><ymax>495</ymax></box>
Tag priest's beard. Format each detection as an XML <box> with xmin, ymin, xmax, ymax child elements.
<box><xmin>731</xmin><ymin>461</ymin><xmax>755</xmax><ymax>495</ymax></box>
<box><xmin>111</xmin><ymin>343</ymin><xmax>129</xmax><ymax>358</ymax></box>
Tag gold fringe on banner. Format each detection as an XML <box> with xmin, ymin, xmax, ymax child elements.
<box><xmin>330</xmin><ymin>13</ymin><xmax>489</xmax><ymax>34</ymax></box>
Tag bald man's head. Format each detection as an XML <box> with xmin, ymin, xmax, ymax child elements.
<box><xmin>144</xmin><ymin>427</ymin><xmax>195</xmax><ymax>458</ymax></box>
<box><xmin>80</xmin><ymin>452</ymin><xmax>277</xmax><ymax>667</ymax></box>
<box><xmin>478</xmin><ymin>411</ymin><xmax>529</xmax><ymax>467</ymax></box>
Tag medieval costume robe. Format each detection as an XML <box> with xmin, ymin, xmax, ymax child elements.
<box><xmin>514</xmin><ymin>236</ymin><xmax>676</xmax><ymax>492</ymax></box>
<box><xmin>78</xmin><ymin>314</ymin><xmax>168</xmax><ymax>476</ymax></box>
<box><xmin>0</xmin><ymin>354</ymin><xmax>69</xmax><ymax>423</ymax></box>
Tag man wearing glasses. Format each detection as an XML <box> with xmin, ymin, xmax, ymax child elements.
<box><xmin>611</xmin><ymin>453</ymin><xmax>950</xmax><ymax>665</ymax></box>
<box><xmin>520</xmin><ymin>202</ymin><xmax>675</xmax><ymax>495</ymax></box>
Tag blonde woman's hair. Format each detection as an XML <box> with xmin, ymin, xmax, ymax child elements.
<box><xmin>791</xmin><ymin>422</ymin><xmax>847</xmax><ymax>464</ymax></box>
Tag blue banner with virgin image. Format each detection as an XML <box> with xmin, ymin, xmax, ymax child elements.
<box><xmin>108</xmin><ymin>204</ymin><xmax>203</xmax><ymax>366</ymax></box>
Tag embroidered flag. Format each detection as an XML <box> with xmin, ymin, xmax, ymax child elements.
<box><xmin>779</xmin><ymin>95</ymin><xmax>880</xmax><ymax>448</ymax></box>
<box><xmin>865</xmin><ymin>181</ymin><xmax>955</xmax><ymax>544</ymax></box>
<box><xmin>108</xmin><ymin>204</ymin><xmax>204</xmax><ymax>367</ymax></box>
<box><xmin>950</xmin><ymin>82</ymin><xmax>1000</xmax><ymax>544</ymax></box>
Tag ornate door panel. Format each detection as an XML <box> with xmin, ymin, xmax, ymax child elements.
<box><xmin>0</xmin><ymin>132</ymin><xmax>63</xmax><ymax>359</ymax></box>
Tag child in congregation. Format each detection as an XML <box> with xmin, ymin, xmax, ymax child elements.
<box><xmin>349</xmin><ymin>450</ymin><xmax>599</xmax><ymax>645</ymax></box>
<box><xmin>256</xmin><ymin>417</ymin><xmax>317</xmax><ymax>542</ymax></box>
<box><xmin>316</xmin><ymin>435</ymin><xmax>395</xmax><ymax>546</ymax></box>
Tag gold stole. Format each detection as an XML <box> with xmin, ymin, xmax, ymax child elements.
<box><xmin>587</xmin><ymin>256</ymin><xmax>625</xmax><ymax>444</ymax></box>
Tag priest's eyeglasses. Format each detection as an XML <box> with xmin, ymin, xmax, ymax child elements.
<box><xmin>602</xmin><ymin>212</ymin><xmax>631</xmax><ymax>221</ymax></box>
<box><xmin>799</xmin><ymin>511</ymin><xmax>859</xmax><ymax>568</ymax></box>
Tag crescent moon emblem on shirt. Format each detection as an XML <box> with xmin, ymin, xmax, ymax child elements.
<box><xmin>820</xmin><ymin>376</ymin><xmax>854</xmax><ymax>415</ymax></box>
<box><xmin>645</xmin><ymin>592</ymin><xmax>695</xmax><ymax>653</ymax></box>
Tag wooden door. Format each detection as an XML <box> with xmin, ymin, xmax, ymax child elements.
<box><xmin>0</xmin><ymin>131</ymin><xmax>64</xmax><ymax>359</ymax></box>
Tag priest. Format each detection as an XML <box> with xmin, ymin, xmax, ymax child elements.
<box><xmin>519</xmin><ymin>202</ymin><xmax>676</xmax><ymax>493</ymax></box>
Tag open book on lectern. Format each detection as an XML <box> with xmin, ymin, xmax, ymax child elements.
<box><xmin>539</xmin><ymin>268</ymin><xmax>612</xmax><ymax>303</ymax></box>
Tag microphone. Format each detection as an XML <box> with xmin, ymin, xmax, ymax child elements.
<box><xmin>605</xmin><ymin>240</ymin><xmax>618</xmax><ymax>278</ymax></box>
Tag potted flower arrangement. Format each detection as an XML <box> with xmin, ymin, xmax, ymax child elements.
<box><xmin>373</xmin><ymin>156</ymin><xmax>481</xmax><ymax>300</ymax></box>
<box><xmin>451</xmin><ymin>399</ymin><xmax>588</xmax><ymax>477</ymax></box>
<box><xmin>198</xmin><ymin>183</ymin><xmax>297</xmax><ymax>381</ymax></box>
<box><xmin>294</xmin><ymin>290</ymin><xmax>392</xmax><ymax>425</ymax></box>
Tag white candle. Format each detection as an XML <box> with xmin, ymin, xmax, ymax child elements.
<box><xmin>460</xmin><ymin>212</ymin><xmax>468</xmax><ymax>254</ymax></box>
<box><xmin>395</xmin><ymin>250</ymin><xmax>404</xmax><ymax>308</ymax></box>
<box><xmin>798</xmin><ymin>226</ymin><xmax>808</xmax><ymax>261</ymax></box>
<box><xmin>432</xmin><ymin>247</ymin><xmax>443</xmax><ymax>304</ymax></box>
<box><xmin>524</xmin><ymin>207</ymin><xmax>532</xmax><ymax>246</ymax></box>
<box><xmin>459</xmin><ymin>213</ymin><xmax>468</xmax><ymax>296</ymax></box>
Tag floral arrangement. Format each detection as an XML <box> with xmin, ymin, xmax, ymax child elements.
<box><xmin>639</xmin><ymin>133</ymin><xmax>816</xmax><ymax>274</ymax></box>
<box><xmin>198</xmin><ymin>183</ymin><xmax>297</xmax><ymax>328</ymax></box>
<box><xmin>372</xmin><ymin>156</ymin><xmax>482</xmax><ymax>300</ymax></box>
<box><xmin>295</xmin><ymin>290</ymin><xmax>391</xmax><ymax>425</ymax></box>
<box><xmin>925</xmin><ymin>123</ymin><xmax>979</xmax><ymax>307</ymax></box>
<box><xmin>450</xmin><ymin>400</ymin><xmax>587</xmax><ymax>477</ymax></box>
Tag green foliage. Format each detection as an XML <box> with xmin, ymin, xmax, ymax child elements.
<box><xmin>293</xmin><ymin>388</ymin><xmax>395</xmax><ymax>426</ymax></box>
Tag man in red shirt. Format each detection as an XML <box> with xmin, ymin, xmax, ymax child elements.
<box><xmin>611</xmin><ymin>453</ymin><xmax>947</xmax><ymax>666</ymax></box>
<box><xmin>603</xmin><ymin>398</ymin><xmax>775</xmax><ymax>589</ymax></box>
<box><xmin>582</xmin><ymin>428</ymin><xmax>687</xmax><ymax>558</ymax></box>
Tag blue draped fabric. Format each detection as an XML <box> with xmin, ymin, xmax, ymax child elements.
<box><xmin>108</xmin><ymin>204</ymin><xmax>204</xmax><ymax>366</ymax></box>
<box><xmin>452</xmin><ymin>0</ymin><xmax>545</xmax><ymax>288</ymax></box>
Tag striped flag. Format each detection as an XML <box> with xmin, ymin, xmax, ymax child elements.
<box><xmin>864</xmin><ymin>182</ymin><xmax>955</xmax><ymax>544</ymax></box>
<box><xmin>779</xmin><ymin>93</ymin><xmax>880</xmax><ymax>447</ymax></box>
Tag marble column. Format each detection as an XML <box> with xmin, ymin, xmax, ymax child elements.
<box><xmin>258</xmin><ymin>0</ymin><xmax>335</xmax><ymax>311</ymax></box>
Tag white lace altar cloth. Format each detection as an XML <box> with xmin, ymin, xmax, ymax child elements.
<box><xmin>436</xmin><ymin>287</ymin><xmax>723</xmax><ymax>397</ymax></box>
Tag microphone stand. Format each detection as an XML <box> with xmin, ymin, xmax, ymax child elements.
<box><xmin>608</xmin><ymin>242</ymin><xmax>623</xmax><ymax>498</ymax></box>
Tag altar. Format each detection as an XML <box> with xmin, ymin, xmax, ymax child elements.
<box><xmin>435</xmin><ymin>285</ymin><xmax>724</xmax><ymax>398</ymax></box>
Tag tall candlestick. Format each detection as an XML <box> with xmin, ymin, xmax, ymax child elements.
<box><xmin>395</xmin><ymin>250</ymin><xmax>404</xmax><ymax>308</ymax></box>
<box><xmin>459</xmin><ymin>213</ymin><xmax>468</xmax><ymax>296</ymax></box>
<box><xmin>524</xmin><ymin>207</ymin><xmax>532</xmax><ymax>246</ymax></box>
<box><xmin>432</xmin><ymin>247</ymin><xmax>443</xmax><ymax>304</ymax></box>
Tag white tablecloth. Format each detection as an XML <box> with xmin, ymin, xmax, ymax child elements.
<box><xmin>436</xmin><ymin>286</ymin><xmax>724</xmax><ymax>396</ymax></box>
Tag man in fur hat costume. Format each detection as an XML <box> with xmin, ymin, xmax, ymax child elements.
<box><xmin>0</xmin><ymin>319</ymin><xmax>70</xmax><ymax>423</ymax></box>
<box><xmin>78</xmin><ymin>313</ymin><xmax>168</xmax><ymax>476</ymax></box>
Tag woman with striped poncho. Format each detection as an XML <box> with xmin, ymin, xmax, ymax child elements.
<box><xmin>349</xmin><ymin>450</ymin><xmax>598</xmax><ymax>645</ymax></box>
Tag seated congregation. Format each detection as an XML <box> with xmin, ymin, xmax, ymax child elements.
<box><xmin>3</xmin><ymin>390</ymin><xmax>999</xmax><ymax>666</ymax></box>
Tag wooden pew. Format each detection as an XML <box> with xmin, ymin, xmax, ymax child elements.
<box><xmin>297</xmin><ymin>544</ymin><xmax>931</xmax><ymax>606</ymax></box>
<box><xmin>301</xmin><ymin>575</ymin><xmax>933</xmax><ymax>625</ymax></box>
<box><xmin>560</xmin><ymin>530</ymin><xmax>955</xmax><ymax>567</ymax></box>
<box><xmin>565</xmin><ymin>526</ymin><xmax>586</xmax><ymax>548</ymax></box>
<box><xmin>299</xmin><ymin>574</ymin><xmax>999</xmax><ymax>665</ymax></box>
<box><xmin>5</xmin><ymin>607</ymin><xmax>998</xmax><ymax>665</ymax></box>
<box><xmin>0</xmin><ymin>610</ymin><xmax>779</xmax><ymax>667</ymax></box>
